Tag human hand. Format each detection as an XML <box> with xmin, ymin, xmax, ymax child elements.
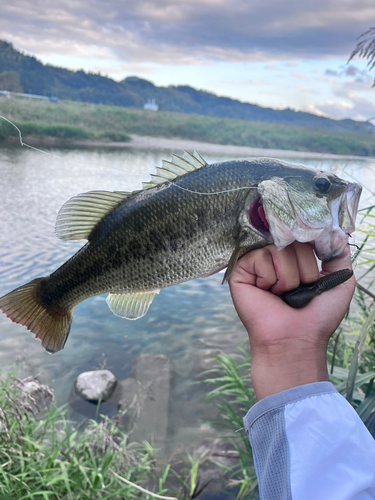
<box><xmin>228</xmin><ymin>242</ymin><xmax>355</xmax><ymax>400</ymax></box>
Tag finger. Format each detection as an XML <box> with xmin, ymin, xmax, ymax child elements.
<box><xmin>266</xmin><ymin>245</ymin><xmax>300</xmax><ymax>295</ymax></box>
<box><xmin>229</xmin><ymin>248</ymin><xmax>282</xmax><ymax>330</ymax></box>
<box><xmin>229</xmin><ymin>247</ymin><xmax>278</xmax><ymax>290</ymax></box>
<box><xmin>292</xmin><ymin>242</ymin><xmax>320</xmax><ymax>284</ymax></box>
<box><xmin>321</xmin><ymin>245</ymin><xmax>352</xmax><ymax>274</ymax></box>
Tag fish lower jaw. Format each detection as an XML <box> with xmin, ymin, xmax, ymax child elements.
<box><xmin>312</xmin><ymin>227</ymin><xmax>349</xmax><ymax>261</ymax></box>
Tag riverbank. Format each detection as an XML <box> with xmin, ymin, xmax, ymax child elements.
<box><xmin>8</xmin><ymin>133</ymin><xmax>375</xmax><ymax>162</ymax></box>
<box><xmin>1</xmin><ymin>96</ymin><xmax>375</xmax><ymax>157</ymax></box>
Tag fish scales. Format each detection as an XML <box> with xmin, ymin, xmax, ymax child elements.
<box><xmin>42</xmin><ymin>160</ymin><xmax>264</xmax><ymax>310</ymax></box>
<box><xmin>0</xmin><ymin>153</ymin><xmax>362</xmax><ymax>353</ymax></box>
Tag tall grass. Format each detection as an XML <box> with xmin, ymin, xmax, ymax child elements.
<box><xmin>0</xmin><ymin>372</ymin><xmax>178</xmax><ymax>500</ymax></box>
<box><xmin>204</xmin><ymin>349</ymin><xmax>258</xmax><ymax>499</ymax></box>
<box><xmin>330</xmin><ymin>197</ymin><xmax>375</xmax><ymax>432</ymax></box>
<box><xmin>0</xmin><ymin>96</ymin><xmax>374</xmax><ymax>155</ymax></box>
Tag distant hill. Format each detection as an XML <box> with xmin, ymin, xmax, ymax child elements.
<box><xmin>0</xmin><ymin>39</ymin><xmax>373</xmax><ymax>135</ymax></box>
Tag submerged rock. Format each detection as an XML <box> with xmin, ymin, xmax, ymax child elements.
<box><xmin>74</xmin><ymin>369</ymin><xmax>117</xmax><ymax>402</ymax></box>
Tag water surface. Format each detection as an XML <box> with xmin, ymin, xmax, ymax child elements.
<box><xmin>0</xmin><ymin>145</ymin><xmax>374</xmax><ymax>448</ymax></box>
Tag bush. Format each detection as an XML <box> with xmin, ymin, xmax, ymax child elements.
<box><xmin>18</xmin><ymin>121</ymin><xmax>90</xmax><ymax>140</ymax></box>
<box><xmin>96</xmin><ymin>129</ymin><xmax>131</xmax><ymax>142</ymax></box>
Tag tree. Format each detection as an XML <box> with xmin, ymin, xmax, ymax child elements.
<box><xmin>0</xmin><ymin>71</ymin><xmax>23</xmax><ymax>92</ymax></box>
<box><xmin>349</xmin><ymin>27</ymin><xmax>375</xmax><ymax>86</ymax></box>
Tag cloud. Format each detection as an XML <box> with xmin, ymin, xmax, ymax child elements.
<box><xmin>297</xmin><ymin>87</ymin><xmax>316</xmax><ymax>94</ymax></box>
<box><xmin>305</xmin><ymin>93</ymin><xmax>375</xmax><ymax>120</ymax></box>
<box><xmin>325</xmin><ymin>69</ymin><xmax>338</xmax><ymax>76</ymax></box>
<box><xmin>1</xmin><ymin>0</ymin><xmax>374</xmax><ymax>122</ymax></box>
<box><xmin>304</xmin><ymin>104</ymin><xmax>327</xmax><ymax>117</ymax></box>
<box><xmin>91</xmin><ymin>64</ymin><xmax>156</xmax><ymax>76</ymax></box>
<box><xmin>324</xmin><ymin>64</ymin><xmax>371</xmax><ymax>79</ymax></box>
<box><xmin>1</xmin><ymin>0</ymin><xmax>375</xmax><ymax>66</ymax></box>
<box><xmin>292</xmin><ymin>72</ymin><xmax>309</xmax><ymax>81</ymax></box>
<box><xmin>344</xmin><ymin>65</ymin><xmax>360</xmax><ymax>76</ymax></box>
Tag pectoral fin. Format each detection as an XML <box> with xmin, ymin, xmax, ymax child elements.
<box><xmin>106</xmin><ymin>291</ymin><xmax>159</xmax><ymax>319</ymax></box>
<box><xmin>222</xmin><ymin>231</ymin><xmax>256</xmax><ymax>284</ymax></box>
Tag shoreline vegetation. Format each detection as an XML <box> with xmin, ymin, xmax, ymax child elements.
<box><xmin>1</xmin><ymin>96</ymin><xmax>375</xmax><ymax>158</ymax></box>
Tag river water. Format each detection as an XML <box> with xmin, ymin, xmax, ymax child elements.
<box><xmin>0</xmin><ymin>144</ymin><xmax>374</xmax><ymax>450</ymax></box>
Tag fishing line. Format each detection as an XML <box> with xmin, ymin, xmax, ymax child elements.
<box><xmin>0</xmin><ymin>116</ymin><xmax>144</xmax><ymax>175</ymax></box>
<box><xmin>170</xmin><ymin>183</ymin><xmax>257</xmax><ymax>195</ymax></box>
<box><xmin>1</xmin><ymin>117</ymin><xmax>370</xmax><ymax>283</ymax></box>
<box><xmin>171</xmin><ymin>174</ymin><xmax>312</xmax><ymax>196</ymax></box>
<box><xmin>0</xmin><ymin>116</ymin><xmax>371</xmax><ymax>201</ymax></box>
<box><xmin>342</xmin><ymin>167</ymin><xmax>375</xmax><ymax>197</ymax></box>
<box><xmin>0</xmin><ymin>115</ymin><xmax>260</xmax><ymax>197</ymax></box>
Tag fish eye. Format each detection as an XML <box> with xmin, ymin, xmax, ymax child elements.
<box><xmin>314</xmin><ymin>176</ymin><xmax>331</xmax><ymax>193</ymax></box>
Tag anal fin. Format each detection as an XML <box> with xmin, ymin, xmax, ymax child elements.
<box><xmin>106</xmin><ymin>291</ymin><xmax>159</xmax><ymax>320</ymax></box>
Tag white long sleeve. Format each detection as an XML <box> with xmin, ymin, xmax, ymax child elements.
<box><xmin>244</xmin><ymin>382</ymin><xmax>375</xmax><ymax>500</ymax></box>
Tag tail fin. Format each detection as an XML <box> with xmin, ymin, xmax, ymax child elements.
<box><xmin>0</xmin><ymin>278</ymin><xmax>74</xmax><ymax>353</ymax></box>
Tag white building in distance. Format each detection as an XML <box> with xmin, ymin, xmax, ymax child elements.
<box><xmin>144</xmin><ymin>98</ymin><xmax>158</xmax><ymax>111</ymax></box>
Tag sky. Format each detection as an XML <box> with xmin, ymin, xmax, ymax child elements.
<box><xmin>1</xmin><ymin>0</ymin><xmax>375</xmax><ymax>121</ymax></box>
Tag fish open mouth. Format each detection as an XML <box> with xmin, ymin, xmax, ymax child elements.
<box><xmin>249</xmin><ymin>197</ymin><xmax>270</xmax><ymax>234</ymax></box>
<box><xmin>250</xmin><ymin>179</ymin><xmax>362</xmax><ymax>261</ymax></box>
<box><xmin>313</xmin><ymin>181</ymin><xmax>362</xmax><ymax>261</ymax></box>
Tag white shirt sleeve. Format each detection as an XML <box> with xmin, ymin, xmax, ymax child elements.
<box><xmin>244</xmin><ymin>382</ymin><xmax>375</xmax><ymax>500</ymax></box>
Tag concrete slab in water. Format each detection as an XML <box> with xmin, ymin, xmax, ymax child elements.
<box><xmin>131</xmin><ymin>353</ymin><xmax>174</xmax><ymax>452</ymax></box>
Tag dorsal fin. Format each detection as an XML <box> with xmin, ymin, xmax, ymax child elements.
<box><xmin>55</xmin><ymin>191</ymin><xmax>131</xmax><ymax>241</ymax></box>
<box><xmin>55</xmin><ymin>151</ymin><xmax>207</xmax><ymax>241</ymax></box>
<box><xmin>142</xmin><ymin>150</ymin><xmax>207</xmax><ymax>189</ymax></box>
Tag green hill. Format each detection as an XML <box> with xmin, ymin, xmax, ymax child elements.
<box><xmin>0</xmin><ymin>39</ymin><xmax>373</xmax><ymax>136</ymax></box>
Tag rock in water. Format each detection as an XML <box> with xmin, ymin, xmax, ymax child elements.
<box><xmin>74</xmin><ymin>369</ymin><xmax>117</xmax><ymax>401</ymax></box>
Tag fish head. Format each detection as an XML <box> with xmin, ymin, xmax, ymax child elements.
<box><xmin>251</xmin><ymin>165</ymin><xmax>362</xmax><ymax>261</ymax></box>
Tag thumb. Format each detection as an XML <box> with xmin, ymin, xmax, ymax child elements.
<box><xmin>321</xmin><ymin>245</ymin><xmax>353</xmax><ymax>275</ymax></box>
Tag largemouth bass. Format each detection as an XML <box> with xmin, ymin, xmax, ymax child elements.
<box><xmin>0</xmin><ymin>152</ymin><xmax>361</xmax><ymax>353</ymax></box>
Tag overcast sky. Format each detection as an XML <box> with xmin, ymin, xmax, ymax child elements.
<box><xmin>2</xmin><ymin>0</ymin><xmax>375</xmax><ymax>121</ymax></box>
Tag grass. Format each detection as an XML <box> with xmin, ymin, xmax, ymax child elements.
<box><xmin>0</xmin><ymin>95</ymin><xmax>375</xmax><ymax>156</ymax></box>
<box><xmin>330</xmin><ymin>198</ymin><xmax>375</xmax><ymax>433</ymax></box>
<box><xmin>204</xmin><ymin>349</ymin><xmax>258</xmax><ymax>499</ymax></box>
<box><xmin>0</xmin><ymin>371</ymin><xmax>228</xmax><ymax>500</ymax></box>
<box><xmin>0</xmin><ymin>372</ymin><xmax>179</xmax><ymax>500</ymax></box>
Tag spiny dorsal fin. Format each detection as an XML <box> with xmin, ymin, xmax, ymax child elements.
<box><xmin>142</xmin><ymin>151</ymin><xmax>207</xmax><ymax>190</ymax></box>
<box><xmin>55</xmin><ymin>191</ymin><xmax>131</xmax><ymax>241</ymax></box>
<box><xmin>56</xmin><ymin>151</ymin><xmax>207</xmax><ymax>241</ymax></box>
<box><xmin>106</xmin><ymin>290</ymin><xmax>159</xmax><ymax>319</ymax></box>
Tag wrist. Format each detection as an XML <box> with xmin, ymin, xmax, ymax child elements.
<box><xmin>250</xmin><ymin>339</ymin><xmax>329</xmax><ymax>400</ymax></box>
